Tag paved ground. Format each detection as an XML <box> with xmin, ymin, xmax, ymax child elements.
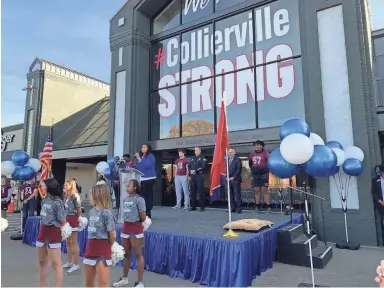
<box><xmin>1</xmin><ymin>207</ymin><xmax>383</xmax><ymax>287</ymax></box>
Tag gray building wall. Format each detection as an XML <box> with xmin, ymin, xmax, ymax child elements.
<box><xmin>109</xmin><ymin>0</ymin><xmax>381</xmax><ymax>245</ymax></box>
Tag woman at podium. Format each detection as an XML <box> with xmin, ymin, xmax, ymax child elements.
<box><xmin>135</xmin><ymin>144</ymin><xmax>156</xmax><ymax>218</ymax></box>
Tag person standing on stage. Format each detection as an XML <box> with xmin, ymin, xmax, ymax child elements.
<box><xmin>228</xmin><ymin>148</ymin><xmax>243</xmax><ymax>214</ymax></box>
<box><xmin>135</xmin><ymin>144</ymin><xmax>156</xmax><ymax>219</ymax></box>
<box><xmin>249</xmin><ymin>140</ymin><xmax>271</xmax><ymax>214</ymax></box>
<box><xmin>1</xmin><ymin>176</ymin><xmax>12</xmax><ymax>219</ymax></box>
<box><xmin>112</xmin><ymin>156</ymin><xmax>121</xmax><ymax>209</ymax></box>
<box><xmin>173</xmin><ymin>149</ymin><xmax>190</xmax><ymax>210</ymax></box>
<box><xmin>188</xmin><ymin>147</ymin><xmax>207</xmax><ymax>212</ymax></box>
<box><xmin>20</xmin><ymin>179</ymin><xmax>38</xmax><ymax>229</ymax></box>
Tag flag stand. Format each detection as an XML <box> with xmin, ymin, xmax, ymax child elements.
<box><xmin>223</xmin><ymin>148</ymin><xmax>238</xmax><ymax>238</ymax></box>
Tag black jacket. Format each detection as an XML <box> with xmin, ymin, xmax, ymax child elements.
<box><xmin>372</xmin><ymin>177</ymin><xmax>384</xmax><ymax>216</ymax></box>
<box><xmin>228</xmin><ymin>155</ymin><xmax>242</xmax><ymax>183</ymax></box>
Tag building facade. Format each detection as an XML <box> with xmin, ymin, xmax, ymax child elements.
<box><xmin>21</xmin><ymin>58</ymin><xmax>111</xmax><ymax>201</ymax></box>
<box><xmin>109</xmin><ymin>0</ymin><xmax>380</xmax><ymax>246</ymax></box>
<box><xmin>1</xmin><ymin>124</ymin><xmax>24</xmax><ymax>161</ymax></box>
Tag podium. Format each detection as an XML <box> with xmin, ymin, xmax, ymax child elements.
<box><xmin>118</xmin><ymin>168</ymin><xmax>144</xmax><ymax>223</ymax></box>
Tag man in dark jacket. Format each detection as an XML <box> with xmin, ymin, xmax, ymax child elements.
<box><xmin>228</xmin><ymin>148</ymin><xmax>243</xmax><ymax>213</ymax></box>
<box><xmin>372</xmin><ymin>165</ymin><xmax>384</xmax><ymax>227</ymax></box>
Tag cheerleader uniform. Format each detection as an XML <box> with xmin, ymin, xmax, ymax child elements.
<box><xmin>65</xmin><ymin>194</ymin><xmax>81</xmax><ymax>231</ymax></box>
<box><xmin>36</xmin><ymin>196</ymin><xmax>66</xmax><ymax>249</ymax></box>
<box><xmin>1</xmin><ymin>182</ymin><xmax>12</xmax><ymax>211</ymax></box>
<box><xmin>83</xmin><ymin>208</ymin><xmax>116</xmax><ymax>266</ymax></box>
<box><xmin>121</xmin><ymin>194</ymin><xmax>146</xmax><ymax>239</ymax></box>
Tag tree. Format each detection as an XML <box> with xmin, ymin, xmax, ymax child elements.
<box><xmin>168</xmin><ymin>120</ymin><xmax>214</xmax><ymax>137</ymax></box>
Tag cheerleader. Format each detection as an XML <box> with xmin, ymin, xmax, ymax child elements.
<box><xmin>62</xmin><ymin>179</ymin><xmax>82</xmax><ymax>273</ymax></box>
<box><xmin>83</xmin><ymin>184</ymin><xmax>117</xmax><ymax>287</ymax></box>
<box><xmin>113</xmin><ymin>179</ymin><xmax>146</xmax><ymax>288</ymax></box>
<box><xmin>1</xmin><ymin>175</ymin><xmax>12</xmax><ymax>219</ymax></box>
<box><xmin>36</xmin><ymin>178</ymin><xmax>67</xmax><ymax>287</ymax></box>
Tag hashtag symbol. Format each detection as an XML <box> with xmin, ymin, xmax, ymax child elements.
<box><xmin>154</xmin><ymin>47</ymin><xmax>166</xmax><ymax>70</ymax></box>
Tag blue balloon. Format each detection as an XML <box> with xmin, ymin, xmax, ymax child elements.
<box><xmin>326</xmin><ymin>141</ymin><xmax>343</xmax><ymax>151</ymax></box>
<box><xmin>11</xmin><ymin>167</ymin><xmax>21</xmax><ymax>180</ymax></box>
<box><xmin>17</xmin><ymin>166</ymin><xmax>36</xmax><ymax>181</ymax></box>
<box><xmin>12</xmin><ymin>151</ymin><xmax>30</xmax><ymax>167</ymax></box>
<box><xmin>342</xmin><ymin>159</ymin><xmax>363</xmax><ymax>176</ymax></box>
<box><xmin>280</xmin><ymin>119</ymin><xmax>310</xmax><ymax>140</ymax></box>
<box><xmin>107</xmin><ymin>156</ymin><xmax>115</xmax><ymax>169</ymax></box>
<box><xmin>303</xmin><ymin>146</ymin><xmax>337</xmax><ymax>177</ymax></box>
<box><xmin>268</xmin><ymin>149</ymin><xmax>300</xmax><ymax>179</ymax></box>
<box><xmin>104</xmin><ymin>168</ymin><xmax>113</xmax><ymax>180</ymax></box>
<box><xmin>331</xmin><ymin>166</ymin><xmax>340</xmax><ymax>175</ymax></box>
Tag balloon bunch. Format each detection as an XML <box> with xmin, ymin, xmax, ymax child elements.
<box><xmin>268</xmin><ymin>119</ymin><xmax>364</xmax><ymax>181</ymax></box>
<box><xmin>95</xmin><ymin>157</ymin><xmax>115</xmax><ymax>180</ymax></box>
<box><xmin>1</xmin><ymin>151</ymin><xmax>41</xmax><ymax>181</ymax></box>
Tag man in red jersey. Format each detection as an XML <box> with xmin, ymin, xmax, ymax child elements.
<box><xmin>174</xmin><ymin>149</ymin><xmax>190</xmax><ymax>209</ymax></box>
<box><xmin>20</xmin><ymin>179</ymin><xmax>38</xmax><ymax>229</ymax></box>
<box><xmin>248</xmin><ymin>140</ymin><xmax>271</xmax><ymax>214</ymax></box>
<box><xmin>1</xmin><ymin>175</ymin><xmax>12</xmax><ymax>219</ymax></box>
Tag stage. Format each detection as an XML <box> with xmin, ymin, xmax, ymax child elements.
<box><xmin>22</xmin><ymin>207</ymin><xmax>303</xmax><ymax>287</ymax></box>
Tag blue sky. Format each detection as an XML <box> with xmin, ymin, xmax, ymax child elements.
<box><xmin>1</xmin><ymin>0</ymin><xmax>125</xmax><ymax>127</ymax></box>
<box><xmin>1</xmin><ymin>0</ymin><xmax>384</xmax><ymax>128</ymax></box>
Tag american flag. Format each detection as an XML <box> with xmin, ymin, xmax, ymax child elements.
<box><xmin>38</xmin><ymin>129</ymin><xmax>53</xmax><ymax>198</ymax></box>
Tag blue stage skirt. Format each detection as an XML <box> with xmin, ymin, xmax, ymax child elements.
<box><xmin>23</xmin><ymin>215</ymin><xmax>303</xmax><ymax>287</ymax></box>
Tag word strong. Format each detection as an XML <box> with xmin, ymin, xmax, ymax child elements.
<box><xmin>156</xmin><ymin>3</ymin><xmax>298</xmax><ymax>118</ymax></box>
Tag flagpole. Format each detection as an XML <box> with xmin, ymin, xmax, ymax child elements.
<box><xmin>49</xmin><ymin>119</ymin><xmax>54</xmax><ymax>178</ymax></box>
<box><xmin>222</xmin><ymin>91</ymin><xmax>238</xmax><ymax>238</ymax></box>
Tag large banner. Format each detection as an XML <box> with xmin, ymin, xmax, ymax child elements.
<box><xmin>151</xmin><ymin>0</ymin><xmax>304</xmax><ymax>139</ymax></box>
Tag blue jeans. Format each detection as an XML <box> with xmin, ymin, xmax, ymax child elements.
<box><xmin>23</xmin><ymin>198</ymin><xmax>36</xmax><ymax>229</ymax></box>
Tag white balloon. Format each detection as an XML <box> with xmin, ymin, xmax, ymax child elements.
<box><xmin>331</xmin><ymin>148</ymin><xmax>345</xmax><ymax>166</ymax></box>
<box><xmin>280</xmin><ymin>133</ymin><xmax>314</xmax><ymax>165</ymax></box>
<box><xmin>1</xmin><ymin>161</ymin><xmax>15</xmax><ymax>176</ymax></box>
<box><xmin>309</xmin><ymin>133</ymin><xmax>325</xmax><ymax>146</ymax></box>
<box><xmin>344</xmin><ymin>146</ymin><xmax>364</xmax><ymax>162</ymax></box>
<box><xmin>26</xmin><ymin>158</ymin><xmax>41</xmax><ymax>172</ymax></box>
<box><xmin>96</xmin><ymin>161</ymin><xmax>109</xmax><ymax>173</ymax></box>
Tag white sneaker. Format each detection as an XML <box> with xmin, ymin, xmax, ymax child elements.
<box><xmin>67</xmin><ymin>264</ymin><xmax>80</xmax><ymax>273</ymax></box>
<box><xmin>134</xmin><ymin>281</ymin><xmax>144</xmax><ymax>288</ymax></box>
<box><xmin>112</xmin><ymin>277</ymin><xmax>129</xmax><ymax>287</ymax></box>
<box><xmin>62</xmin><ymin>262</ymin><xmax>72</xmax><ymax>269</ymax></box>
<box><xmin>172</xmin><ymin>205</ymin><xmax>181</xmax><ymax>209</ymax></box>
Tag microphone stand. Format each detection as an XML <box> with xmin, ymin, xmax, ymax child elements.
<box><xmin>286</xmin><ymin>185</ymin><xmax>326</xmax><ymax>288</ymax></box>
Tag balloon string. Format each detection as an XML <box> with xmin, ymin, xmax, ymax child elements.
<box><xmin>333</xmin><ymin>174</ymin><xmax>344</xmax><ymax>209</ymax></box>
<box><xmin>345</xmin><ymin>176</ymin><xmax>351</xmax><ymax>204</ymax></box>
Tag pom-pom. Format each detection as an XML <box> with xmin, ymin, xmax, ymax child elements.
<box><xmin>61</xmin><ymin>222</ymin><xmax>72</xmax><ymax>240</ymax></box>
<box><xmin>78</xmin><ymin>216</ymin><xmax>88</xmax><ymax>231</ymax></box>
<box><xmin>111</xmin><ymin>242</ymin><xmax>125</xmax><ymax>266</ymax></box>
<box><xmin>142</xmin><ymin>216</ymin><xmax>152</xmax><ymax>231</ymax></box>
<box><xmin>1</xmin><ymin>218</ymin><xmax>8</xmax><ymax>232</ymax></box>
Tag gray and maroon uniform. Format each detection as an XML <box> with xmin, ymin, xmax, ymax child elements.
<box><xmin>83</xmin><ymin>208</ymin><xmax>116</xmax><ymax>266</ymax></box>
<box><xmin>36</xmin><ymin>196</ymin><xmax>66</xmax><ymax>248</ymax></box>
<box><xmin>248</xmin><ymin>150</ymin><xmax>269</xmax><ymax>187</ymax></box>
<box><xmin>65</xmin><ymin>194</ymin><xmax>81</xmax><ymax>231</ymax></box>
<box><xmin>1</xmin><ymin>182</ymin><xmax>12</xmax><ymax>211</ymax></box>
<box><xmin>121</xmin><ymin>195</ymin><xmax>146</xmax><ymax>239</ymax></box>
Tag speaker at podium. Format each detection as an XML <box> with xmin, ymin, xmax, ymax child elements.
<box><xmin>118</xmin><ymin>168</ymin><xmax>144</xmax><ymax>223</ymax></box>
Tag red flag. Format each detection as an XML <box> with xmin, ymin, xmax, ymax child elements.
<box><xmin>210</xmin><ymin>98</ymin><xmax>229</xmax><ymax>201</ymax></box>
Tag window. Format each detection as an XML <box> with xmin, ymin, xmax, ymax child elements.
<box><xmin>150</xmin><ymin>1</ymin><xmax>304</xmax><ymax>139</ymax></box>
<box><xmin>181</xmin><ymin>24</ymin><xmax>214</xmax><ymax>75</ymax></box>
<box><xmin>215</xmin><ymin>69</ymin><xmax>256</xmax><ymax>131</ymax></box>
<box><xmin>153</xmin><ymin>0</ymin><xmax>181</xmax><ymax>34</ymax></box>
<box><xmin>151</xmin><ymin>86</ymin><xmax>180</xmax><ymax>139</ymax></box>
<box><xmin>181</xmin><ymin>0</ymin><xmax>214</xmax><ymax>25</ymax></box>
<box><xmin>214</xmin><ymin>11</ymin><xmax>254</xmax><ymax>65</ymax></box>
<box><xmin>215</xmin><ymin>0</ymin><xmax>247</xmax><ymax>11</ymax></box>
<box><xmin>152</xmin><ymin>37</ymin><xmax>180</xmax><ymax>91</ymax></box>
<box><xmin>257</xmin><ymin>58</ymin><xmax>305</xmax><ymax>128</ymax></box>
<box><xmin>180</xmin><ymin>79</ymin><xmax>214</xmax><ymax>136</ymax></box>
